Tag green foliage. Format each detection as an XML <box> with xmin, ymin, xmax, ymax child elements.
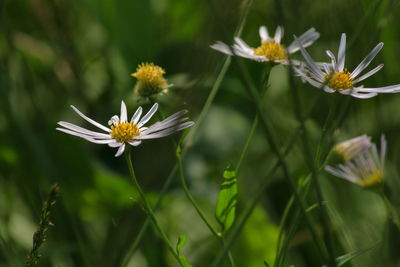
<box><xmin>176</xmin><ymin>234</ymin><xmax>193</xmax><ymax>267</ymax></box>
<box><xmin>215</xmin><ymin>164</ymin><xmax>238</xmax><ymax>234</ymax></box>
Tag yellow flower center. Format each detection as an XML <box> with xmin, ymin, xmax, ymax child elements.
<box><xmin>325</xmin><ymin>71</ymin><xmax>353</xmax><ymax>91</ymax></box>
<box><xmin>131</xmin><ymin>62</ymin><xmax>168</xmax><ymax>97</ymax></box>
<box><xmin>110</xmin><ymin>122</ymin><xmax>140</xmax><ymax>143</ymax></box>
<box><xmin>253</xmin><ymin>41</ymin><xmax>287</xmax><ymax>61</ymax></box>
<box><xmin>362</xmin><ymin>169</ymin><xmax>383</xmax><ymax>187</ymax></box>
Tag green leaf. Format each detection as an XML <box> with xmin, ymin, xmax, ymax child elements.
<box><xmin>336</xmin><ymin>242</ymin><xmax>380</xmax><ymax>266</ymax></box>
<box><xmin>176</xmin><ymin>234</ymin><xmax>186</xmax><ymax>254</ymax></box>
<box><xmin>179</xmin><ymin>255</ymin><xmax>193</xmax><ymax>267</ymax></box>
<box><xmin>215</xmin><ymin>164</ymin><xmax>238</xmax><ymax>233</ymax></box>
<box><xmin>176</xmin><ymin>235</ymin><xmax>193</xmax><ymax>267</ymax></box>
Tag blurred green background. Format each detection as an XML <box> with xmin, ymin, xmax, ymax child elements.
<box><xmin>1</xmin><ymin>0</ymin><xmax>400</xmax><ymax>266</ymax></box>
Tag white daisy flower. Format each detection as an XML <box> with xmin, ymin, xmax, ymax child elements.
<box><xmin>210</xmin><ymin>26</ymin><xmax>320</xmax><ymax>65</ymax></box>
<box><xmin>295</xmin><ymin>33</ymin><xmax>400</xmax><ymax>99</ymax></box>
<box><xmin>56</xmin><ymin>101</ymin><xmax>194</xmax><ymax>157</ymax></box>
<box><xmin>333</xmin><ymin>134</ymin><xmax>372</xmax><ymax>161</ymax></box>
<box><xmin>325</xmin><ymin>135</ymin><xmax>386</xmax><ymax>187</ymax></box>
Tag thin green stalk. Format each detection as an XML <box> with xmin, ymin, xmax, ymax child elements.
<box><xmin>236</xmin><ymin>115</ymin><xmax>258</xmax><ymax>173</ymax></box>
<box><xmin>288</xmin><ymin>66</ymin><xmax>337</xmax><ymax>267</ymax></box>
<box><xmin>121</xmin><ymin>165</ymin><xmax>177</xmax><ymax>267</ymax></box>
<box><xmin>236</xmin><ymin>59</ymin><xmax>327</xmax><ymax>258</ymax></box>
<box><xmin>124</xmin><ymin>151</ymin><xmax>185</xmax><ymax>267</ymax></box>
<box><xmin>176</xmin><ymin>148</ymin><xmax>219</xmax><ymax>237</ymax></box>
<box><xmin>274</xmin><ymin>195</ymin><xmax>295</xmax><ymax>267</ymax></box>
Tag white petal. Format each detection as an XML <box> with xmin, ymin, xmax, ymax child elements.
<box><xmin>137</xmin><ymin>121</ymin><xmax>194</xmax><ymax>140</ymax></box>
<box><xmin>128</xmin><ymin>140</ymin><xmax>142</xmax><ymax>146</ymax></box>
<box><xmin>287</xmin><ymin>28</ymin><xmax>320</xmax><ymax>53</ymax></box>
<box><xmin>115</xmin><ymin>143</ymin><xmax>126</xmax><ymax>157</ymax></box>
<box><xmin>353</xmin><ymin>64</ymin><xmax>384</xmax><ymax>83</ymax></box>
<box><xmin>233</xmin><ymin>37</ymin><xmax>254</xmax><ymax>53</ymax></box>
<box><xmin>232</xmin><ymin>48</ymin><xmax>266</xmax><ymax>61</ymax></box>
<box><xmin>350</xmin><ymin>42</ymin><xmax>384</xmax><ymax>79</ymax></box>
<box><xmin>274</xmin><ymin>26</ymin><xmax>284</xmax><ymax>43</ymax></box>
<box><xmin>108</xmin><ymin>115</ymin><xmax>119</xmax><ymax>126</ymax></box>
<box><xmin>355</xmin><ymin>84</ymin><xmax>400</xmax><ymax>93</ymax></box>
<box><xmin>120</xmin><ymin>101</ymin><xmax>127</xmax><ymax>122</ymax></box>
<box><xmin>323</xmin><ymin>86</ymin><xmax>335</xmax><ymax>93</ymax></box>
<box><xmin>294</xmin><ymin>35</ymin><xmax>324</xmax><ymax>81</ymax></box>
<box><xmin>293</xmin><ymin>67</ymin><xmax>324</xmax><ymax>88</ymax></box>
<box><xmin>337</xmin><ymin>33</ymin><xmax>346</xmax><ymax>72</ymax></box>
<box><xmin>326</xmin><ymin>50</ymin><xmax>337</xmax><ymax>71</ymax></box>
<box><xmin>142</xmin><ymin>117</ymin><xmax>188</xmax><ymax>135</ymax></box>
<box><xmin>131</xmin><ymin>106</ymin><xmax>143</xmax><ymax>123</ymax></box>
<box><xmin>325</xmin><ymin>165</ymin><xmax>359</xmax><ymax>184</ymax></box>
<box><xmin>58</xmin><ymin>121</ymin><xmax>111</xmax><ymax>139</ymax></box>
<box><xmin>56</xmin><ymin>128</ymin><xmax>113</xmax><ymax>143</ymax></box>
<box><xmin>70</xmin><ymin>105</ymin><xmax>111</xmax><ymax>132</ymax></box>
<box><xmin>210</xmin><ymin>42</ymin><xmax>233</xmax><ymax>55</ymax></box>
<box><xmin>138</xmin><ymin>103</ymin><xmax>158</xmax><ymax>127</ymax></box>
<box><xmin>259</xmin><ymin>25</ymin><xmax>269</xmax><ymax>42</ymax></box>
<box><xmin>108</xmin><ymin>142</ymin><xmax>123</xmax><ymax>148</ymax></box>
<box><xmin>349</xmin><ymin>92</ymin><xmax>378</xmax><ymax>99</ymax></box>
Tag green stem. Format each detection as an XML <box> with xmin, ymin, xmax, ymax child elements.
<box><xmin>124</xmin><ymin>151</ymin><xmax>185</xmax><ymax>267</ymax></box>
<box><xmin>274</xmin><ymin>195</ymin><xmax>295</xmax><ymax>267</ymax></box>
<box><xmin>121</xmin><ymin>165</ymin><xmax>177</xmax><ymax>267</ymax></box>
<box><xmin>176</xmin><ymin>149</ymin><xmax>220</xmax><ymax>238</ymax></box>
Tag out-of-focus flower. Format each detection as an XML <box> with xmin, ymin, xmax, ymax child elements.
<box><xmin>295</xmin><ymin>33</ymin><xmax>400</xmax><ymax>99</ymax></box>
<box><xmin>333</xmin><ymin>134</ymin><xmax>372</xmax><ymax>161</ymax></box>
<box><xmin>210</xmin><ymin>26</ymin><xmax>319</xmax><ymax>65</ymax></box>
<box><xmin>325</xmin><ymin>135</ymin><xmax>386</xmax><ymax>187</ymax></box>
<box><xmin>57</xmin><ymin>101</ymin><xmax>194</xmax><ymax>157</ymax></box>
<box><xmin>131</xmin><ymin>63</ymin><xmax>170</xmax><ymax>97</ymax></box>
